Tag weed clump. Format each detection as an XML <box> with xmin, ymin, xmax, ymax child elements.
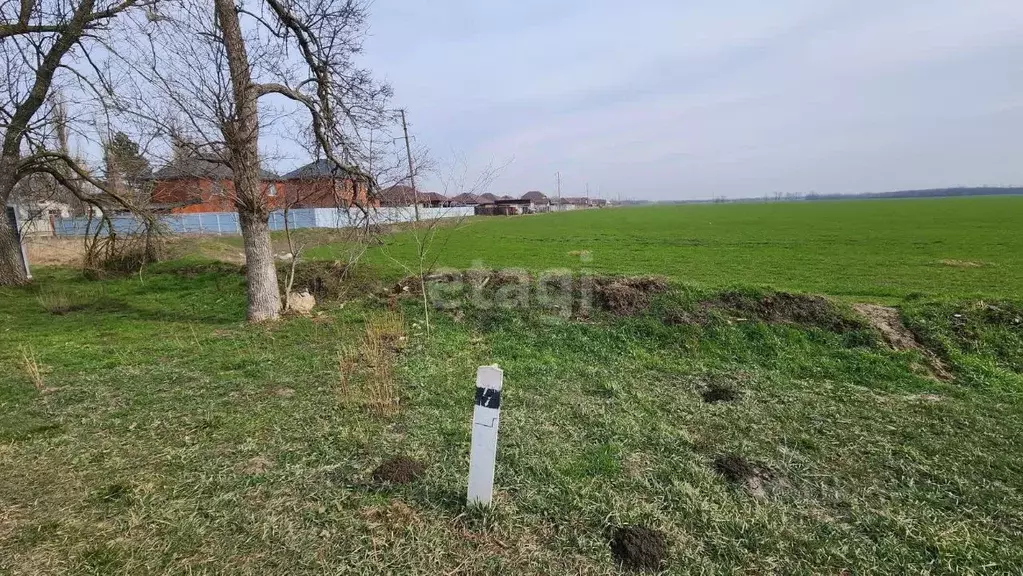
<box><xmin>372</xmin><ymin>456</ymin><xmax>426</xmax><ymax>485</ymax></box>
<box><xmin>37</xmin><ymin>288</ymin><xmax>90</xmax><ymax>315</ymax></box>
<box><xmin>610</xmin><ymin>525</ymin><xmax>668</xmax><ymax>572</ymax></box>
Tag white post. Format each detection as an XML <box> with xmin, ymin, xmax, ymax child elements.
<box><xmin>468</xmin><ymin>365</ymin><xmax>503</xmax><ymax>506</ymax></box>
<box><xmin>215</xmin><ymin>213</ymin><xmax>222</xmax><ymax>235</ymax></box>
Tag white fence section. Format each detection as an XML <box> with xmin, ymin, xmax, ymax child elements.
<box><xmin>310</xmin><ymin>206</ymin><xmax>475</xmax><ymax>229</ymax></box>
<box><xmin>53</xmin><ymin>206</ymin><xmax>477</xmax><ymax>237</ymax></box>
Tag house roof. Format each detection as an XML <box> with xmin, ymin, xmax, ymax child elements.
<box><xmin>449</xmin><ymin>193</ymin><xmax>479</xmax><ymax>205</ymax></box>
<box><xmin>378</xmin><ymin>185</ymin><xmax>417</xmax><ymax>204</ymax></box>
<box><xmin>378</xmin><ymin>186</ymin><xmax>448</xmax><ymax>205</ymax></box>
<box><xmin>477</xmin><ymin>193</ymin><xmax>497</xmax><ymax>204</ymax></box>
<box><xmin>153</xmin><ymin>158</ymin><xmax>279</xmax><ymax>181</ymax></box>
<box><xmin>522</xmin><ymin>190</ymin><xmax>549</xmax><ymax>202</ymax></box>
<box><xmin>282</xmin><ymin>159</ymin><xmax>360</xmax><ymax>181</ymax></box>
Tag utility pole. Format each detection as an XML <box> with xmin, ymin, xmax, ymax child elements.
<box><xmin>400</xmin><ymin>109</ymin><xmax>420</xmax><ymax>222</ymax></box>
<box><xmin>556</xmin><ymin>171</ymin><xmax>562</xmax><ymax>212</ymax></box>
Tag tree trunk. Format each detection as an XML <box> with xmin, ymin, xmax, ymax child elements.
<box><xmin>0</xmin><ymin>208</ymin><xmax>29</xmax><ymax>286</ymax></box>
<box><xmin>214</xmin><ymin>0</ymin><xmax>281</xmax><ymax>322</ymax></box>
<box><xmin>0</xmin><ymin>161</ymin><xmax>29</xmax><ymax>286</ymax></box>
<box><xmin>239</xmin><ymin>210</ymin><xmax>281</xmax><ymax>321</ymax></box>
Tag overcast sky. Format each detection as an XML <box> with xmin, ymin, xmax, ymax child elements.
<box><xmin>351</xmin><ymin>0</ymin><xmax>1023</xmax><ymax>200</ymax></box>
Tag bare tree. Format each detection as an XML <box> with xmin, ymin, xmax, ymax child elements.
<box><xmin>118</xmin><ymin>0</ymin><xmax>389</xmax><ymax>321</ymax></box>
<box><xmin>0</xmin><ymin>0</ymin><xmax>153</xmax><ymax>285</ymax></box>
<box><xmin>381</xmin><ymin>152</ymin><xmax>503</xmax><ymax>335</ymax></box>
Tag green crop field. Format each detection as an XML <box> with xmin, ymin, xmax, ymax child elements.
<box><xmin>2</xmin><ymin>196</ymin><xmax>1022</xmax><ymax>574</ymax></box>
<box><xmin>332</xmin><ymin>196</ymin><xmax>1023</xmax><ymax>300</ymax></box>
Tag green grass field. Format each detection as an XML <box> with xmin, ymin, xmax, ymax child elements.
<box><xmin>2</xmin><ymin>197</ymin><xmax>1022</xmax><ymax>574</ymax></box>
<box><xmin>330</xmin><ymin>196</ymin><xmax>1023</xmax><ymax>300</ymax></box>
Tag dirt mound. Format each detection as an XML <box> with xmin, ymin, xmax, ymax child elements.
<box><xmin>716</xmin><ymin>291</ymin><xmax>862</xmax><ymax>332</ymax></box>
<box><xmin>610</xmin><ymin>525</ymin><xmax>668</xmax><ymax>572</ymax></box>
<box><xmin>853</xmin><ymin>304</ymin><xmax>952</xmax><ymax>381</ymax></box>
<box><xmin>702</xmin><ymin>383</ymin><xmax>739</xmax><ymax>404</ymax></box>
<box><xmin>372</xmin><ymin>456</ymin><xmax>426</xmax><ymax>485</ymax></box>
<box><xmin>713</xmin><ymin>454</ymin><xmax>776</xmax><ymax>498</ymax></box>
<box><xmin>594</xmin><ymin>276</ymin><xmax>670</xmax><ymax>316</ymax></box>
<box><xmin>395</xmin><ymin>271</ymin><xmax>669</xmax><ymax>317</ymax></box>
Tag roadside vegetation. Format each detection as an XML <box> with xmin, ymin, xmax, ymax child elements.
<box><xmin>3</xmin><ymin>197</ymin><xmax>1022</xmax><ymax>574</ymax></box>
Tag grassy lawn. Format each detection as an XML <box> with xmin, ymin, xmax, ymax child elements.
<box><xmin>3</xmin><ymin>197</ymin><xmax>1022</xmax><ymax>574</ymax></box>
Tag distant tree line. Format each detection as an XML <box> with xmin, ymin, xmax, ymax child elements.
<box><xmin>803</xmin><ymin>187</ymin><xmax>1023</xmax><ymax>201</ymax></box>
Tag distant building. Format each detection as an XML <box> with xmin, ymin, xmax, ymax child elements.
<box><xmin>480</xmin><ymin>195</ymin><xmax>551</xmax><ymax>216</ymax></box>
<box><xmin>477</xmin><ymin>193</ymin><xmax>498</xmax><ymax>205</ymax></box>
<box><xmin>378</xmin><ymin>186</ymin><xmax>448</xmax><ymax>208</ymax></box>
<box><xmin>150</xmin><ymin>158</ymin><xmax>281</xmax><ymax>214</ymax></box>
<box><xmin>477</xmin><ymin>198</ymin><xmax>528</xmax><ymax>216</ymax></box>
<box><xmin>7</xmin><ymin>199</ymin><xmax>74</xmax><ymax>236</ymax></box>
<box><xmin>280</xmin><ymin>159</ymin><xmax>374</xmax><ymax>209</ymax></box>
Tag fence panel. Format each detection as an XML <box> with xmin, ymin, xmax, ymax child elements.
<box><xmin>53</xmin><ymin>205</ymin><xmax>476</xmax><ymax>237</ymax></box>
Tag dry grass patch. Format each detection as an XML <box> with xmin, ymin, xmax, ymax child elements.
<box><xmin>18</xmin><ymin>346</ymin><xmax>46</xmax><ymax>393</ymax></box>
<box><xmin>337</xmin><ymin>311</ymin><xmax>405</xmax><ymax>416</ymax></box>
<box><xmin>24</xmin><ymin>237</ymin><xmax>85</xmax><ymax>267</ymax></box>
<box><xmin>36</xmin><ymin>287</ymin><xmax>89</xmax><ymax>315</ymax></box>
<box><xmin>938</xmin><ymin>259</ymin><xmax>986</xmax><ymax>268</ymax></box>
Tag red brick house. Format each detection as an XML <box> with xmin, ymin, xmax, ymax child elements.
<box><xmin>150</xmin><ymin>158</ymin><xmax>282</xmax><ymax>214</ymax></box>
<box><xmin>280</xmin><ymin>160</ymin><xmax>376</xmax><ymax>209</ymax></box>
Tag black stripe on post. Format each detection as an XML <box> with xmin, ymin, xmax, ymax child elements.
<box><xmin>475</xmin><ymin>387</ymin><xmax>501</xmax><ymax>409</ymax></box>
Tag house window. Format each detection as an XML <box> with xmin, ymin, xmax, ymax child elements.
<box><xmin>268</xmin><ymin>184</ymin><xmax>277</xmax><ymax>197</ymax></box>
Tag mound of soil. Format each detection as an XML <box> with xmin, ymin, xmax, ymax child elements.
<box><xmin>702</xmin><ymin>384</ymin><xmax>739</xmax><ymax>404</ymax></box>
<box><xmin>594</xmin><ymin>276</ymin><xmax>670</xmax><ymax>316</ymax></box>
<box><xmin>713</xmin><ymin>454</ymin><xmax>775</xmax><ymax>498</ymax></box>
<box><xmin>610</xmin><ymin>525</ymin><xmax>668</xmax><ymax>572</ymax></box>
<box><xmin>853</xmin><ymin>304</ymin><xmax>953</xmax><ymax>381</ymax></box>
<box><xmin>716</xmin><ymin>291</ymin><xmax>862</xmax><ymax>333</ymax></box>
<box><xmin>395</xmin><ymin>271</ymin><xmax>669</xmax><ymax>317</ymax></box>
<box><xmin>372</xmin><ymin>456</ymin><xmax>427</xmax><ymax>485</ymax></box>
